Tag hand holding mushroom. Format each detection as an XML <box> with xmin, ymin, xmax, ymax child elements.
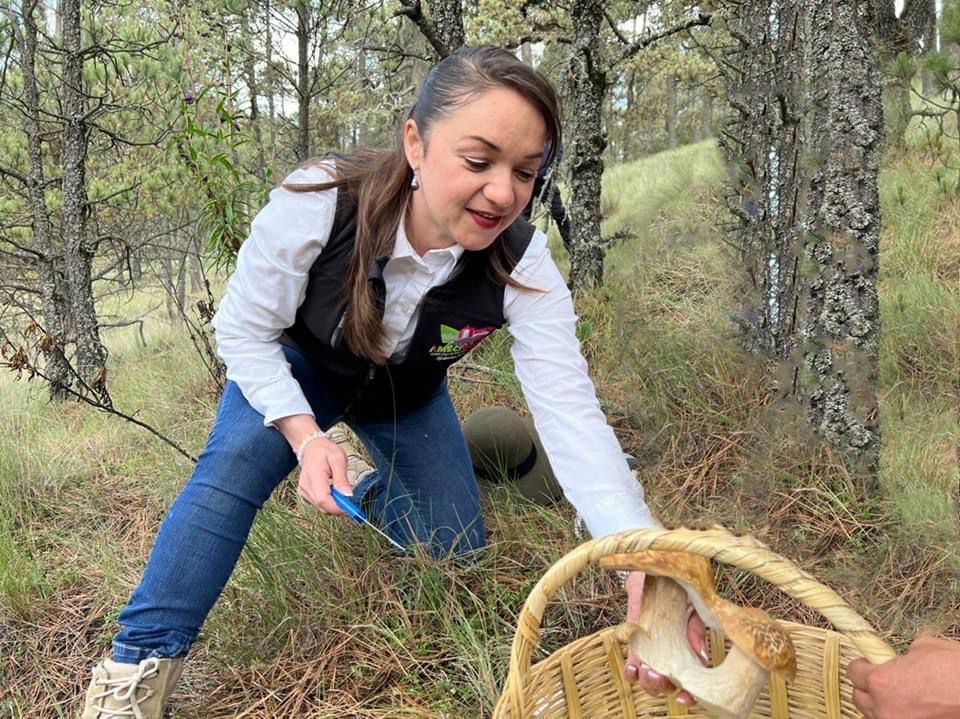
<box><xmin>603</xmin><ymin>551</ymin><xmax>797</xmax><ymax>719</ymax></box>
<box><xmin>622</xmin><ymin>570</ymin><xmax>709</xmax><ymax>707</ymax></box>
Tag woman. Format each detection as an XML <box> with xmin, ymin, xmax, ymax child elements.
<box><xmin>80</xmin><ymin>46</ymin><xmax>683</xmax><ymax>718</ymax></box>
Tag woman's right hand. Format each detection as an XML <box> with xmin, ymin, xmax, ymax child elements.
<box><xmin>276</xmin><ymin>415</ymin><xmax>354</xmax><ymax>515</ymax></box>
<box><xmin>296</xmin><ymin>436</ymin><xmax>354</xmax><ymax>515</ymax></box>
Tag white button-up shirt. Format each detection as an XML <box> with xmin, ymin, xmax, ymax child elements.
<box><xmin>213</xmin><ymin>165</ymin><xmax>656</xmax><ymax>538</ymax></box>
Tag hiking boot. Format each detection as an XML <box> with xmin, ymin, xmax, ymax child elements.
<box><xmin>81</xmin><ymin>656</ymin><xmax>183</xmax><ymax>719</ymax></box>
<box><xmin>326</xmin><ymin>424</ymin><xmax>375</xmax><ymax>490</ymax></box>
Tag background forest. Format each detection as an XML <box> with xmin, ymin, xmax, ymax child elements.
<box><xmin>0</xmin><ymin>0</ymin><xmax>958</xmax><ymax>717</ymax></box>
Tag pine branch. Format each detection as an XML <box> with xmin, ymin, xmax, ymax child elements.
<box><xmin>615</xmin><ymin>12</ymin><xmax>713</xmax><ymax>66</ymax></box>
<box><xmin>394</xmin><ymin>0</ymin><xmax>447</xmax><ymax>59</ymax></box>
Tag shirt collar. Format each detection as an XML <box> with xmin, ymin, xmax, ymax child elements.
<box><xmin>393</xmin><ymin>219</ymin><xmax>466</xmax><ymax>264</ymax></box>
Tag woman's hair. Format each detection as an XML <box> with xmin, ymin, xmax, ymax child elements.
<box><xmin>285</xmin><ymin>45</ymin><xmax>562</xmax><ymax>364</ymax></box>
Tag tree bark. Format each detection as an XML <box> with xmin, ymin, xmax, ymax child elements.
<box><xmin>665</xmin><ymin>72</ymin><xmax>679</xmax><ymax>149</ymax></box>
<box><xmin>872</xmin><ymin>0</ymin><xmax>938</xmax><ymax>145</ymax></box>
<box><xmin>397</xmin><ymin>0</ymin><xmax>464</xmax><ymax>58</ymax></box>
<box><xmin>798</xmin><ymin>0</ymin><xmax>882</xmax><ymax>473</ymax></box>
<box><xmin>702</xmin><ymin>91</ymin><xmax>714</xmax><ymax>139</ymax></box>
<box><xmin>241</xmin><ymin>11</ymin><xmax>267</xmax><ymax>182</ymax></box>
<box><xmin>921</xmin><ymin>0</ymin><xmax>938</xmax><ymax>94</ymax></box>
<box><xmin>18</xmin><ymin>0</ymin><xmax>70</xmax><ymax>400</ymax></box>
<box><xmin>356</xmin><ymin>45</ymin><xmax>369</xmax><ymax>147</ymax></box>
<box><xmin>264</xmin><ymin>0</ymin><xmax>276</xmax><ymax>134</ymax></box>
<box><xmin>520</xmin><ymin>41</ymin><xmax>533</xmax><ymax>67</ymax></box>
<box><xmin>189</xmin><ymin>234</ymin><xmax>204</xmax><ymax>294</ymax></box>
<box><xmin>566</xmin><ymin>0</ymin><xmax>608</xmax><ymax>290</ymax></box>
<box><xmin>722</xmin><ymin>0</ymin><xmax>882</xmax><ymax>474</ymax></box>
<box><xmin>624</xmin><ymin>68</ymin><xmax>637</xmax><ymax>159</ymax></box>
<box><xmin>60</xmin><ymin>0</ymin><xmax>109</xmax><ymax>397</ymax></box>
<box><xmin>296</xmin><ymin>1</ymin><xmax>310</xmax><ymax>161</ymax></box>
<box><xmin>429</xmin><ymin>0</ymin><xmax>464</xmax><ymax>53</ymax></box>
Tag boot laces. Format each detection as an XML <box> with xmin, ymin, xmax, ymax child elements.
<box><xmin>92</xmin><ymin>657</ymin><xmax>160</xmax><ymax>719</ymax></box>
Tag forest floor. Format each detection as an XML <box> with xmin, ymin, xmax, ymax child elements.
<box><xmin>1</xmin><ymin>139</ymin><xmax>958</xmax><ymax>718</ymax></box>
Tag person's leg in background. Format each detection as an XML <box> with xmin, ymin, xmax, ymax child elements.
<box><xmin>521</xmin><ymin>174</ymin><xmax>547</xmax><ymax>222</ymax></box>
<box><xmin>548</xmin><ymin>183</ymin><xmax>572</xmax><ymax>252</ymax></box>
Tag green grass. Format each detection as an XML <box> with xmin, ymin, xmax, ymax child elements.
<box><xmin>873</xmin><ymin>142</ymin><xmax>960</xmax><ymax>557</ymax></box>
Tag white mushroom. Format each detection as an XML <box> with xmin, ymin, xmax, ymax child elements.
<box><xmin>601</xmin><ymin>551</ymin><xmax>796</xmax><ymax>719</ymax></box>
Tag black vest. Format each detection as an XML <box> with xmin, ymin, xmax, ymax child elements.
<box><xmin>281</xmin><ymin>188</ymin><xmax>535</xmax><ymax>420</ymax></box>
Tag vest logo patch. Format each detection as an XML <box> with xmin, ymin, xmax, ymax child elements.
<box><xmin>429</xmin><ymin>324</ymin><xmax>495</xmax><ymax>360</ymax></box>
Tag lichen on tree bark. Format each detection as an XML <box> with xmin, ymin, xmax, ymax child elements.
<box><xmin>723</xmin><ymin>0</ymin><xmax>883</xmax><ymax>473</ymax></box>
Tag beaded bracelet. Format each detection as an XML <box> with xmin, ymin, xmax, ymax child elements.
<box><xmin>295</xmin><ymin>429</ymin><xmax>327</xmax><ymax>465</ymax></box>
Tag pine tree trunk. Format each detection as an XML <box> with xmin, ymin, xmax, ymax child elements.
<box><xmin>624</xmin><ymin>68</ymin><xmax>636</xmax><ymax>159</ymax></box>
<box><xmin>520</xmin><ymin>41</ymin><xmax>533</xmax><ymax>67</ymax></box>
<box><xmin>189</xmin><ymin>235</ymin><xmax>204</xmax><ymax>294</ymax></box>
<box><xmin>429</xmin><ymin>0</ymin><xmax>465</xmax><ymax>54</ymax></box>
<box><xmin>19</xmin><ymin>0</ymin><xmax>70</xmax><ymax>400</ymax></box>
<box><xmin>702</xmin><ymin>91</ymin><xmax>714</xmax><ymax>139</ymax></box>
<box><xmin>162</xmin><ymin>255</ymin><xmax>176</xmax><ymax>323</ymax></box>
<box><xmin>264</xmin><ymin>0</ymin><xmax>276</xmax><ymax>136</ymax></box>
<box><xmin>296</xmin><ymin>2</ymin><xmax>310</xmax><ymax>161</ymax></box>
<box><xmin>722</xmin><ymin>0</ymin><xmax>882</xmax><ymax>475</ymax></box>
<box><xmin>722</xmin><ymin>0</ymin><xmax>802</xmax><ymax>356</ymax></box>
<box><xmin>665</xmin><ymin>73</ymin><xmax>679</xmax><ymax>149</ymax></box>
<box><xmin>567</xmin><ymin>0</ymin><xmax>608</xmax><ymax>291</ymax></box>
<box><xmin>241</xmin><ymin>12</ymin><xmax>267</xmax><ymax>182</ymax></box>
<box><xmin>797</xmin><ymin>0</ymin><xmax>882</xmax><ymax>473</ymax></box>
<box><xmin>885</xmin><ymin>79</ymin><xmax>912</xmax><ymax>149</ymax></box>
<box><xmin>357</xmin><ymin>46</ymin><xmax>369</xmax><ymax>147</ymax></box>
<box><xmin>921</xmin><ymin>0</ymin><xmax>937</xmax><ymax>95</ymax></box>
<box><xmin>61</xmin><ymin>0</ymin><xmax>108</xmax><ymax>397</ymax></box>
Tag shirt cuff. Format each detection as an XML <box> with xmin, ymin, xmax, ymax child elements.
<box><xmin>239</xmin><ymin>375</ymin><xmax>316</xmax><ymax>427</ymax></box>
<box><xmin>578</xmin><ymin>492</ymin><xmax>662</xmax><ymax>539</ymax></box>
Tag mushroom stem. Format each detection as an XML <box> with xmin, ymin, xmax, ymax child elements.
<box><xmin>628</xmin><ymin>576</ymin><xmax>769</xmax><ymax>719</ymax></box>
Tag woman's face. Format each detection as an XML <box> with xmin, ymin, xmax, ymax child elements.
<box><xmin>403</xmin><ymin>86</ymin><xmax>548</xmax><ymax>254</ymax></box>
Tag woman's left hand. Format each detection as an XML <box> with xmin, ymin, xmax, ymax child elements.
<box><xmin>623</xmin><ymin>570</ymin><xmax>708</xmax><ymax>707</ymax></box>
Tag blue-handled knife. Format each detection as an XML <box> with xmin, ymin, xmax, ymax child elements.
<box><xmin>330</xmin><ymin>487</ymin><xmax>406</xmax><ymax>552</ymax></box>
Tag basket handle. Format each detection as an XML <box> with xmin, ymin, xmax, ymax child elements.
<box><xmin>498</xmin><ymin>527</ymin><xmax>895</xmax><ymax>715</ymax></box>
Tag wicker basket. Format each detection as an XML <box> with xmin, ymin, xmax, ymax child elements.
<box><xmin>493</xmin><ymin>527</ymin><xmax>895</xmax><ymax>719</ymax></box>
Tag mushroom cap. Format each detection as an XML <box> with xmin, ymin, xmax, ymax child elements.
<box><xmin>712</xmin><ymin>598</ymin><xmax>798</xmax><ymax>680</ymax></box>
<box><xmin>599</xmin><ymin>551</ymin><xmax>715</xmax><ymax>596</ymax></box>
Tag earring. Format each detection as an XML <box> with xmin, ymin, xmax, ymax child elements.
<box><xmin>410</xmin><ymin>169</ymin><xmax>420</xmax><ymax>191</ymax></box>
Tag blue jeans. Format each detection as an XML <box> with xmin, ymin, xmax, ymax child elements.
<box><xmin>112</xmin><ymin>347</ymin><xmax>484</xmax><ymax>663</ymax></box>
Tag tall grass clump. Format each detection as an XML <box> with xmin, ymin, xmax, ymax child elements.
<box><xmin>877</xmin><ymin>150</ymin><xmax>960</xmax><ymax>570</ymax></box>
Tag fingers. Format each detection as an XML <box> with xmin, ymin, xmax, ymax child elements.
<box><xmin>297</xmin><ymin>441</ymin><xmax>348</xmax><ymax>515</ymax></box>
<box><xmin>852</xmin><ymin>687</ymin><xmax>875</xmax><ymax>719</ymax></box>
<box><xmin>687</xmin><ymin>610</ymin><xmax>710</xmax><ymax>664</ymax></box>
<box><xmin>326</xmin><ymin>447</ymin><xmax>353</xmax><ymax>497</ymax></box>
<box><xmin>624</xmin><ymin>590</ymin><xmax>707</xmax><ymax>709</ymax></box>
<box><xmin>624</xmin><ymin>571</ymin><xmax>646</xmax><ymax>623</ymax></box>
<box><xmin>624</xmin><ymin>650</ymin><xmax>675</xmax><ymax>695</ymax></box>
<box><xmin>297</xmin><ymin>473</ymin><xmax>340</xmax><ymax>515</ymax></box>
<box><xmin>846</xmin><ymin>658</ymin><xmax>874</xmax><ymax>690</ymax></box>
<box><xmin>624</xmin><ymin>653</ymin><xmax>697</xmax><ymax>707</ymax></box>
